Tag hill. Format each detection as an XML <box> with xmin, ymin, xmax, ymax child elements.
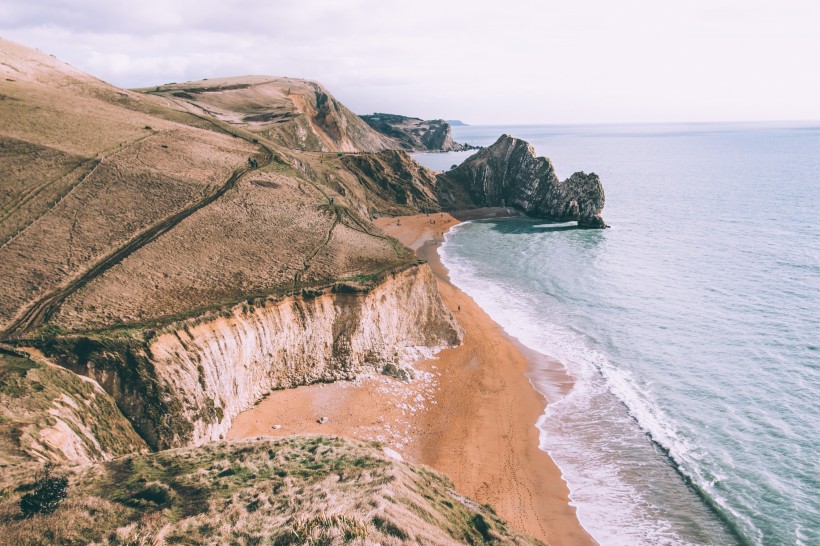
<box><xmin>0</xmin><ymin>37</ymin><xmax>460</xmax><ymax>453</ymax></box>
<box><xmin>360</xmin><ymin>113</ymin><xmax>473</xmax><ymax>152</ymax></box>
<box><xmin>141</xmin><ymin>77</ymin><xmax>397</xmax><ymax>153</ymax></box>
<box><xmin>0</xmin><ymin>436</ymin><xmax>542</xmax><ymax>545</ymax></box>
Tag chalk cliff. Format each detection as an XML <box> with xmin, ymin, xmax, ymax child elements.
<box><xmin>41</xmin><ymin>265</ymin><xmax>460</xmax><ymax>450</ymax></box>
<box><xmin>437</xmin><ymin>134</ymin><xmax>607</xmax><ymax>228</ymax></box>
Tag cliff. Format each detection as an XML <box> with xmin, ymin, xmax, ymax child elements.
<box><xmin>360</xmin><ymin>113</ymin><xmax>472</xmax><ymax>151</ymax></box>
<box><xmin>437</xmin><ymin>134</ymin><xmax>607</xmax><ymax>228</ymax></box>
<box><xmin>340</xmin><ymin>149</ymin><xmax>442</xmax><ymax>215</ymax></box>
<box><xmin>39</xmin><ymin>265</ymin><xmax>460</xmax><ymax>450</ymax></box>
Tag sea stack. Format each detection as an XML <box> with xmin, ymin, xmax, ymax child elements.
<box><xmin>437</xmin><ymin>135</ymin><xmax>608</xmax><ymax>228</ymax></box>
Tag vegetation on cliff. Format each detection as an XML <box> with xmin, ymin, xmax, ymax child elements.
<box><xmin>360</xmin><ymin>113</ymin><xmax>474</xmax><ymax>152</ymax></box>
<box><xmin>0</xmin><ymin>347</ymin><xmax>146</xmax><ymax>466</ymax></box>
<box><xmin>0</xmin><ymin>436</ymin><xmax>542</xmax><ymax>545</ymax></box>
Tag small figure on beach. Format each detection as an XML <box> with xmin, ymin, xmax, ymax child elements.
<box><xmin>457</xmin><ymin>304</ymin><xmax>461</xmax><ymax>312</ymax></box>
<box><xmin>248</xmin><ymin>157</ymin><xmax>258</xmax><ymax>168</ymax></box>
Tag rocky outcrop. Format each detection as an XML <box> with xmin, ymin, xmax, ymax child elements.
<box><xmin>39</xmin><ymin>265</ymin><xmax>461</xmax><ymax>450</ymax></box>
<box><xmin>360</xmin><ymin>113</ymin><xmax>473</xmax><ymax>152</ymax></box>
<box><xmin>437</xmin><ymin>135</ymin><xmax>607</xmax><ymax>228</ymax></box>
<box><xmin>340</xmin><ymin>149</ymin><xmax>442</xmax><ymax>215</ymax></box>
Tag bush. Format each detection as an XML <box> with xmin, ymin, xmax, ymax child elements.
<box><xmin>19</xmin><ymin>464</ymin><xmax>68</xmax><ymax>517</ymax></box>
<box><xmin>128</xmin><ymin>481</ymin><xmax>173</xmax><ymax>508</ymax></box>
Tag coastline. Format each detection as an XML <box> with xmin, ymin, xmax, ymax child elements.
<box><xmin>228</xmin><ymin>210</ymin><xmax>594</xmax><ymax>545</ymax></box>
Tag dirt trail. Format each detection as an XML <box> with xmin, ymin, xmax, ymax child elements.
<box><xmin>0</xmin><ymin>132</ymin><xmax>158</xmax><ymax>248</ymax></box>
<box><xmin>292</xmin><ymin>206</ymin><xmax>340</xmax><ymax>293</ymax></box>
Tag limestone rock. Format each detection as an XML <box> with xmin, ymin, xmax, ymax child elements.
<box><xmin>437</xmin><ymin>134</ymin><xmax>607</xmax><ymax>228</ymax></box>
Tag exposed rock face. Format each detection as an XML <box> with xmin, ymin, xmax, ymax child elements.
<box><xmin>0</xmin><ymin>347</ymin><xmax>147</xmax><ymax>465</ymax></box>
<box><xmin>41</xmin><ymin>265</ymin><xmax>461</xmax><ymax>450</ymax></box>
<box><xmin>340</xmin><ymin>149</ymin><xmax>442</xmax><ymax>215</ymax></box>
<box><xmin>360</xmin><ymin>113</ymin><xmax>472</xmax><ymax>151</ymax></box>
<box><xmin>437</xmin><ymin>135</ymin><xmax>607</xmax><ymax>228</ymax></box>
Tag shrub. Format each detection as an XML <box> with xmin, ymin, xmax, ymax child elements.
<box><xmin>19</xmin><ymin>464</ymin><xmax>69</xmax><ymax>517</ymax></box>
<box><xmin>128</xmin><ymin>481</ymin><xmax>173</xmax><ymax>508</ymax></box>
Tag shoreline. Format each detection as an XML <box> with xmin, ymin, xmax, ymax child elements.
<box><xmin>228</xmin><ymin>210</ymin><xmax>594</xmax><ymax>545</ymax></box>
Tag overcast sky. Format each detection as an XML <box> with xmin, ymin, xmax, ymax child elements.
<box><xmin>2</xmin><ymin>0</ymin><xmax>819</xmax><ymax>124</ymax></box>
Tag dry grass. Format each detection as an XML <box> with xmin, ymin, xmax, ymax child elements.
<box><xmin>143</xmin><ymin>76</ymin><xmax>396</xmax><ymax>153</ymax></box>
<box><xmin>1</xmin><ymin>39</ymin><xmax>422</xmax><ymax>335</ymax></box>
<box><xmin>49</xmin><ymin>170</ymin><xmax>411</xmax><ymax>331</ymax></box>
<box><xmin>0</xmin><ymin>436</ymin><xmax>543</xmax><ymax>545</ymax></box>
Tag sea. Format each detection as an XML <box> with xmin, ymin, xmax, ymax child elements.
<box><xmin>412</xmin><ymin>122</ymin><xmax>819</xmax><ymax>546</ymax></box>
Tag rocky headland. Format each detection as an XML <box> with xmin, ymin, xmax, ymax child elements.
<box><xmin>0</xmin><ymin>35</ymin><xmax>605</xmax><ymax>545</ymax></box>
<box><xmin>360</xmin><ymin>113</ymin><xmax>476</xmax><ymax>152</ymax></box>
<box><xmin>438</xmin><ymin>135</ymin><xmax>607</xmax><ymax>228</ymax></box>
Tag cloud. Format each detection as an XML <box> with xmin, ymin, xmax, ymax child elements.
<box><xmin>1</xmin><ymin>0</ymin><xmax>819</xmax><ymax>123</ymax></box>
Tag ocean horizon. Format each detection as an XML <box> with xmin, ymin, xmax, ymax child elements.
<box><xmin>414</xmin><ymin>121</ymin><xmax>820</xmax><ymax>545</ymax></box>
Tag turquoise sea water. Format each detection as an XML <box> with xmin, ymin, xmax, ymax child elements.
<box><xmin>413</xmin><ymin>123</ymin><xmax>819</xmax><ymax>545</ymax></box>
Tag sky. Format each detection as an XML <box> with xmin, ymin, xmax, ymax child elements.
<box><xmin>1</xmin><ymin>0</ymin><xmax>819</xmax><ymax>124</ymax></box>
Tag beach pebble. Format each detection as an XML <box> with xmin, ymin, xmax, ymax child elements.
<box><xmin>317</xmin><ymin>416</ymin><xmax>328</xmax><ymax>424</ymax></box>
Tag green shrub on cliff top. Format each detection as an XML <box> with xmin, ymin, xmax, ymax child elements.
<box><xmin>19</xmin><ymin>464</ymin><xmax>68</xmax><ymax>517</ymax></box>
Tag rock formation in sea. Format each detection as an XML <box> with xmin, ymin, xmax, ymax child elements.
<box><xmin>437</xmin><ymin>134</ymin><xmax>608</xmax><ymax>228</ymax></box>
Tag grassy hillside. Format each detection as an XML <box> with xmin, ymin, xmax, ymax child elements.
<box><xmin>141</xmin><ymin>76</ymin><xmax>399</xmax><ymax>153</ymax></box>
<box><xmin>0</xmin><ymin>436</ymin><xmax>542</xmax><ymax>545</ymax></box>
<box><xmin>0</xmin><ymin>39</ymin><xmax>422</xmax><ymax>337</ymax></box>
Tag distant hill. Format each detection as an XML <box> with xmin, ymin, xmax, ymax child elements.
<box><xmin>139</xmin><ymin>76</ymin><xmax>398</xmax><ymax>153</ymax></box>
<box><xmin>360</xmin><ymin>113</ymin><xmax>475</xmax><ymax>151</ymax></box>
<box><xmin>447</xmin><ymin>119</ymin><xmax>469</xmax><ymax>126</ymax></box>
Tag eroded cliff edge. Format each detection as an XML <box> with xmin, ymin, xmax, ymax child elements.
<box><xmin>39</xmin><ymin>264</ymin><xmax>461</xmax><ymax>450</ymax></box>
<box><xmin>438</xmin><ymin>134</ymin><xmax>607</xmax><ymax>228</ymax></box>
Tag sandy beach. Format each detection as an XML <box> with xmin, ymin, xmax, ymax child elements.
<box><xmin>228</xmin><ymin>211</ymin><xmax>594</xmax><ymax>545</ymax></box>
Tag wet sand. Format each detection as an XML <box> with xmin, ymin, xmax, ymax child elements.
<box><xmin>228</xmin><ymin>211</ymin><xmax>594</xmax><ymax>545</ymax></box>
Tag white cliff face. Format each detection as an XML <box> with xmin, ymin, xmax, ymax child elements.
<box><xmin>148</xmin><ymin>264</ymin><xmax>461</xmax><ymax>445</ymax></box>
